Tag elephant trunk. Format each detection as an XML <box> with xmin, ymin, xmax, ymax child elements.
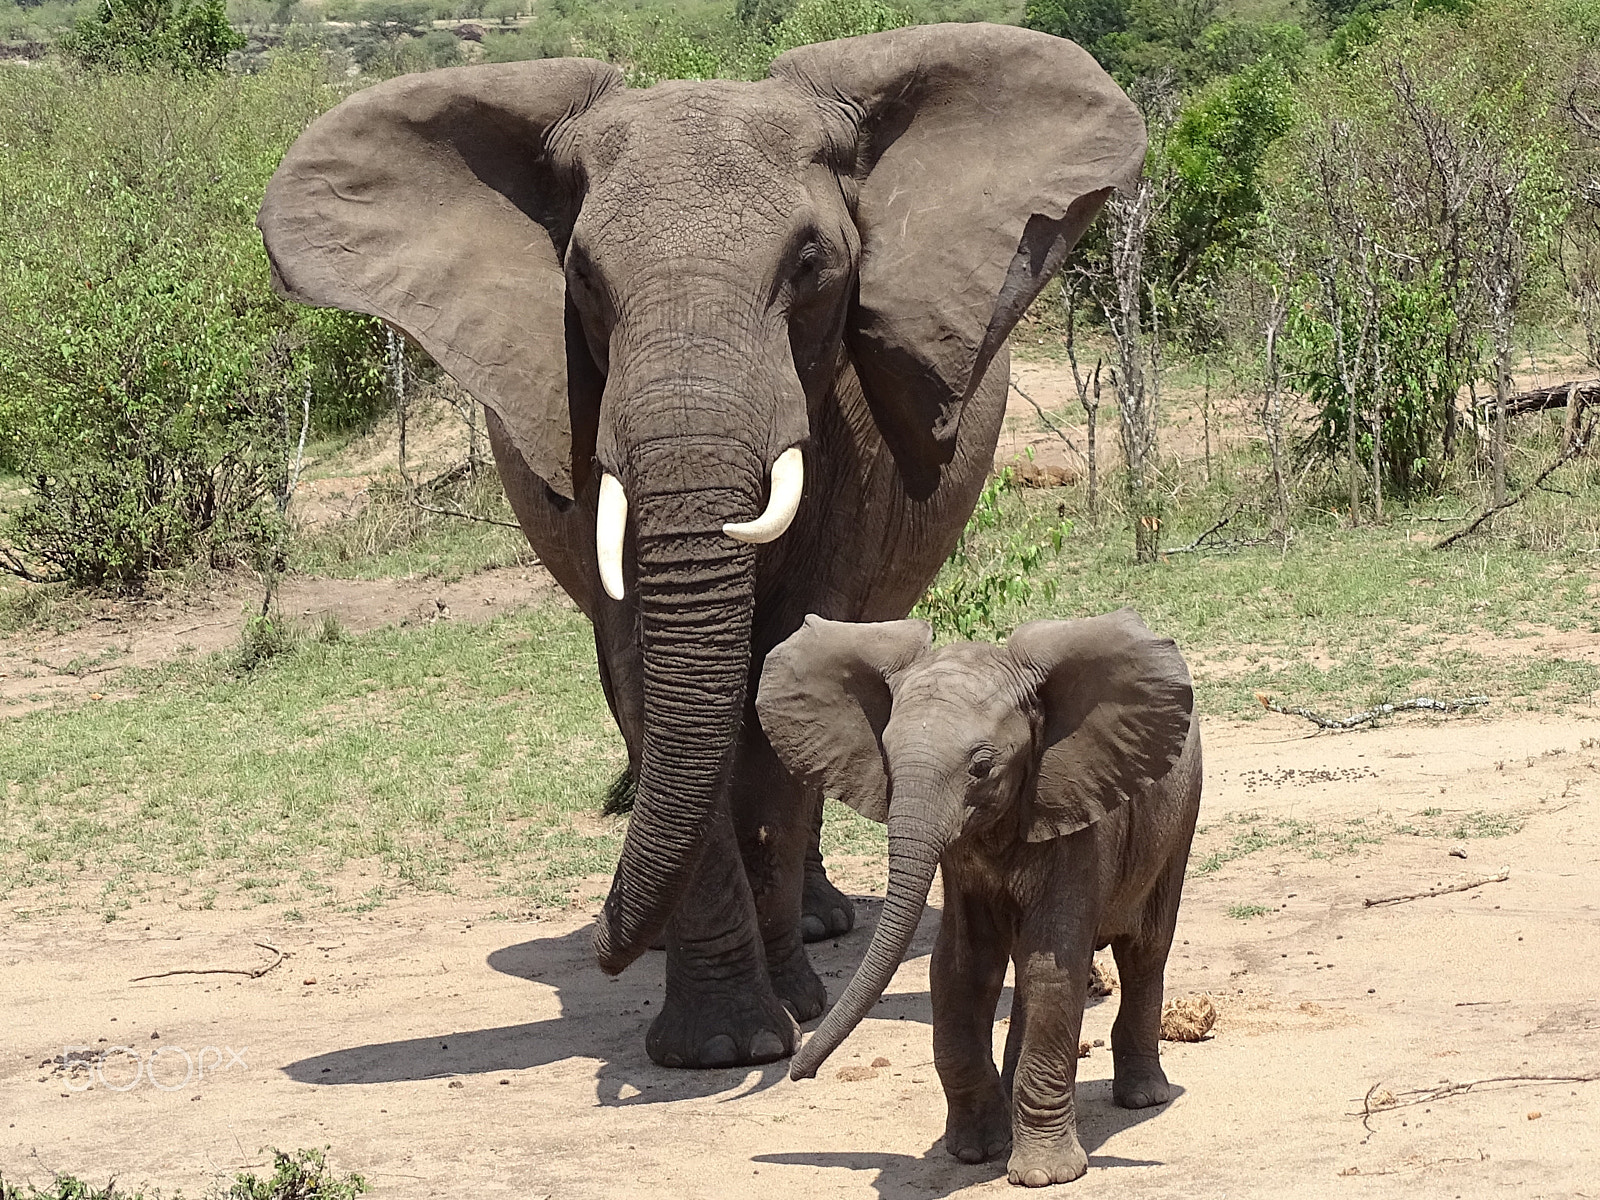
<box><xmin>592</xmin><ymin>451</ymin><xmax>759</xmax><ymax>974</ymax></box>
<box><xmin>790</xmin><ymin>801</ymin><xmax>954</xmax><ymax>1079</ymax></box>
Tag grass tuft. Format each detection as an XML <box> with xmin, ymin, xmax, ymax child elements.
<box><xmin>0</xmin><ymin>1147</ymin><xmax>366</xmax><ymax>1200</ymax></box>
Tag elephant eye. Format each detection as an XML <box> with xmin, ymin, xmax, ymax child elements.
<box><xmin>793</xmin><ymin>242</ymin><xmax>823</xmax><ymax>282</ymax></box>
<box><xmin>968</xmin><ymin>755</ymin><xmax>994</xmax><ymax>780</ymax></box>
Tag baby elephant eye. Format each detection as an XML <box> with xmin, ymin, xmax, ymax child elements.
<box><xmin>968</xmin><ymin>756</ymin><xmax>994</xmax><ymax>780</ymax></box>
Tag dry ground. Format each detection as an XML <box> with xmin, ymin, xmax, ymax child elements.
<box><xmin>6</xmin><ymin>357</ymin><xmax>1600</xmax><ymax>1196</ymax></box>
<box><xmin>4</xmin><ymin>713</ymin><xmax>1599</xmax><ymax>1199</ymax></box>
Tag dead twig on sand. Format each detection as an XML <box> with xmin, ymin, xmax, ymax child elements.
<box><xmin>130</xmin><ymin>941</ymin><xmax>284</xmax><ymax>983</ymax></box>
<box><xmin>1355</xmin><ymin>1073</ymin><xmax>1600</xmax><ymax>1133</ymax></box>
<box><xmin>1256</xmin><ymin>693</ymin><xmax>1489</xmax><ymax>730</ymax></box>
<box><xmin>1363</xmin><ymin>870</ymin><xmax>1510</xmax><ymax>908</ymax></box>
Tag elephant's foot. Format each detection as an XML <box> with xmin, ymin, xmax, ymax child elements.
<box><xmin>801</xmin><ymin>861</ymin><xmax>855</xmax><ymax>942</ymax></box>
<box><xmin>646</xmin><ymin>985</ymin><xmax>799</xmax><ymax>1069</ymax></box>
<box><xmin>766</xmin><ymin>940</ymin><xmax>827</xmax><ymax>1022</ymax></box>
<box><xmin>1111</xmin><ymin>1050</ymin><xmax>1172</xmax><ymax>1109</ymax></box>
<box><xmin>944</xmin><ymin>1093</ymin><xmax>1012</xmax><ymax>1164</ymax></box>
<box><xmin>1006</xmin><ymin>1136</ymin><xmax>1087</xmax><ymax>1187</ymax></box>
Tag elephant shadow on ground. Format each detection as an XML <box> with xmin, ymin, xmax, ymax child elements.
<box><xmin>753</xmin><ymin>900</ymin><xmax>1166</xmax><ymax>1200</ymax></box>
<box><xmin>753</xmin><ymin>1079</ymin><xmax>1176</xmax><ymax>1200</ymax></box>
<box><xmin>279</xmin><ymin>893</ymin><xmax>1120</xmax><ymax>1119</ymax></box>
<box><xmin>282</xmin><ymin>895</ymin><xmax>916</xmax><ymax>1107</ymax></box>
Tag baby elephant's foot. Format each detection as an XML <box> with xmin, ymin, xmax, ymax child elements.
<box><xmin>1007</xmin><ymin>1137</ymin><xmax>1088</xmax><ymax>1187</ymax></box>
<box><xmin>944</xmin><ymin>1096</ymin><xmax>1011</xmax><ymax>1164</ymax></box>
<box><xmin>1112</xmin><ymin>1050</ymin><xmax>1173</xmax><ymax>1109</ymax></box>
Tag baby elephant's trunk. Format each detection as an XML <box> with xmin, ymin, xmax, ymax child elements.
<box><xmin>790</xmin><ymin>808</ymin><xmax>952</xmax><ymax>1080</ymax></box>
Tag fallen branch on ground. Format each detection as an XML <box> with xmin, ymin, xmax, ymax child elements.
<box><xmin>409</xmin><ymin>496</ymin><xmax>524</xmax><ymax>530</ymax></box>
<box><xmin>1354</xmin><ymin>1073</ymin><xmax>1600</xmax><ymax>1133</ymax></box>
<box><xmin>1474</xmin><ymin>377</ymin><xmax>1600</xmax><ymax>419</ymax></box>
<box><xmin>1009</xmin><ymin>380</ymin><xmax>1085</xmax><ymax>459</ymax></box>
<box><xmin>1435</xmin><ymin>416</ymin><xmax>1596</xmax><ymax>550</ymax></box>
<box><xmin>1161</xmin><ymin>502</ymin><xmax>1275</xmax><ymax>555</ymax></box>
<box><xmin>1363</xmin><ymin>869</ymin><xmax>1510</xmax><ymax>908</ymax></box>
<box><xmin>130</xmin><ymin>941</ymin><xmax>284</xmax><ymax>982</ymax></box>
<box><xmin>0</xmin><ymin>543</ymin><xmax>67</xmax><ymax>585</ymax></box>
<box><xmin>1256</xmin><ymin>693</ymin><xmax>1489</xmax><ymax>730</ymax></box>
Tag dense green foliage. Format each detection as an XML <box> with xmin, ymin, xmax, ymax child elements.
<box><xmin>1255</xmin><ymin>0</ymin><xmax>1584</xmax><ymax>500</ymax></box>
<box><xmin>60</xmin><ymin>0</ymin><xmax>244</xmax><ymax>72</ymax></box>
<box><xmin>0</xmin><ymin>59</ymin><xmax>385</xmax><ymax>589</ymax></box>
<box><xmin>2</xmin><ymin>0</ymin><xmax>1600</xmax><ymax>588</ymax></box>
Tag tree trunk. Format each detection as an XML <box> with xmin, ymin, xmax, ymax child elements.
<box><xmin>1085</xmin><ymin>364</ymin><xmax>1100</xmax><ymax>519</ymax></box>
<box><xmin>1493</xmin><ymin>347</ymin><xmax>1509</xmax><ymax>508</ymax></box>
<box><xmin>1347</xmin><ymin>384</ymin><xmax>1360</xmax><ymax>525</ymax></box>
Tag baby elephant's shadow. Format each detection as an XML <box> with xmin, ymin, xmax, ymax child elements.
<box><xmin>753</xmin><ymin>1082</ymin><xmax>1178</xmax><ymax>1199</ymax></box>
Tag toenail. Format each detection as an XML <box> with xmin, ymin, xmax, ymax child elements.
<box><xmin>749</xmin><ymin>1029</ymin><xmax>786</xmax><ymax>1061</ymax></box>
<box><xmin>697</xmin><ymin>1035</ymin><xmax>738</xmax><ymax>1067</ymax></box>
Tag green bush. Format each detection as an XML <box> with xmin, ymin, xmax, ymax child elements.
<box><xmin>914</xmin><ymin>467</ymin><xmax>1072</xmax><ymax>639</ymax></box>
<box><xmin>0</xmin><ymin>58</ymin><xmax>384</xmax><ymax>591</ymax></box>
<box><xmin>60</xmin><ymin>0</ymin><xmax>245</xmax><ymax>73</ymax></box>
<box><xmin>0</xmin><ymin>1147</ymin><xmax>367</xmax><ymax>1200</ymax></box>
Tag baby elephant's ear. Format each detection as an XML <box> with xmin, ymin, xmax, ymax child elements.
<box><xmin>757</xmin><ymin>616</ymin><xmax>932</xmax><ymax>823</ymax></box>
<box><xmin>1008</xmin><ymin>610</ymin><xmax>1193</xmax><ymax>843</ymax></box>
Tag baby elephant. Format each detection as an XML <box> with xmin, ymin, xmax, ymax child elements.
<box><xmin>757</xmin><ymin>609</ymin><xmax>1201</xmax><ymax>1187</ymax></box>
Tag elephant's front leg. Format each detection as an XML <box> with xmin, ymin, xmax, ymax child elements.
<box><xmin>733</xmin><ymin>732</ymin><xmax>827</xmax><ymax>1022</ymax></box>
<box><xmin>645</xmin><ymin>807</ymin><xmax>800</xmax><ymax>1068</ymax></box>
<box><xmin>801</xmin><ymin>789</ymin><xmax>856</xmax><ymax>941</ymax></box>
<box><xmin>932</xmin><ymin>885</ymin><xmax>1014</xmax><ymax>1164</ymax></box>
<box><xmin>1007</xmin><ymin>922</ymin><xmax>1097</xmax><ymax>1187</ymax></box>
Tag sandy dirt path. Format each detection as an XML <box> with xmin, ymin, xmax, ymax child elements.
<box><xmin>5</xmin><ymin>713</ymin><xmax>1599</xmax><ymax>1198</ymax></box>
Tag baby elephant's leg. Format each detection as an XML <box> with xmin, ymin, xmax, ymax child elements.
<box><xmin>1006</xmin><ymin>937</ymin><xmax>1095</xmax><ymax>1187</ymax></box>
<box><xmin>932</xmin><ymin>887</ymin><xmax>1012</xmax><ymax>1164</ymax></box>
<box><xmin>1109</xmin><ymin>851</ymin><xmax>1187</xmax><ymax>1109</ymax></box>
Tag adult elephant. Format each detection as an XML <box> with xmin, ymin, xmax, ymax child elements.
<box><xmin>258</xmin><ymin>23</ymin><xmax>1145</xmax><ymax>1069</ymax></box>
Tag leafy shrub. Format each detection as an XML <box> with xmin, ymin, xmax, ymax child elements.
<box><xmin>768</xmin><ymin>0</ymin><xmax>910</xmax><ymax>51</ymax></box>
<box><xmin>914</xmin><ymin>468</ymin><xmax>1072</xmax><ymax>639</ymax></box>
<box><xmin>0</xmin><ymin>1147</ymin><xmax>367</xmax><ymax>1200</ymax></box>
<box><xmin>0</xmin><ymin>59</ymin><xmax>385</xmax><ymax>591</ymax></box>
<box><xmin>60</xmin><ymin>0</ymin><xmax>244</xmax><ymax>73</ymax></box>
<box><xmin>217</xmin><ymin>1148</ymin><xmax>368</xmax><ymax>1200</ymax></box>
<box><xmin>235</xmin><ymin>611</ymin><xmax>301</xmax><ymax>671</ymax></box>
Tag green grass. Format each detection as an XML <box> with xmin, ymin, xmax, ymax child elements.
<box><xmin>0</xmin><ymin>602</ymin><xmax>626</xmax><ymax>914</ymax></box>
<box><xmin>933</xmin><ymin>473</ymin><xmax>1600</xmax><ymax>719</ymax></box>
<box><xmin>1190</xmin><ymin>806</ymin><xmax>1522</xmax><ymax>878</ymax></box>
<box><xmin>1227</xmin><ymin>902</ymin><xmax>1273</xmax><ymax>919</ymax></box>
<box><xmin>290</xmin><ymin>474</ymin><xmax>535</xmax><ymax>583</ymax></box>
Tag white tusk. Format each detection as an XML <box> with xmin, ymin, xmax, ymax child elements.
<box><xmin>597</xmin><ymin>472</ymin><xmax>628</xmax><ymax>601</ymax></box>
<box><xmin>724</xmin><ymin>447</ymin><xmax>804</xmax><ymax>544</ymax></box>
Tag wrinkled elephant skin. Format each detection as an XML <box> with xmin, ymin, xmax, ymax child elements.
<box><xmin>257</xmin><ymin>24</ymin><xmax>1147</xmax><ymax>1069</ymax></box>
<box><xmin>760</xmin><ymin>610</ymin><xmax>1201</xmax><ymax>1184</ymax></box>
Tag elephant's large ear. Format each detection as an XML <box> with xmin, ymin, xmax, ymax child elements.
<box><xmin>258</xmin><ymin>59</ymin><xmax>623</xmax><ymax>501</ymax></box>
<box><xmin>757</xmin><ymin>615</ymin><xmax>932</xmax><ymax>823</ymax></box>
<box><xmin>1008</xmin><ymin>610</ymin><xmax>1193</xmax><ymax>844</ymax></box>
<box><xmin>771</xmin><ymin>24</ymin><xmax>1146</xmax><ymax>492</ymax></box>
